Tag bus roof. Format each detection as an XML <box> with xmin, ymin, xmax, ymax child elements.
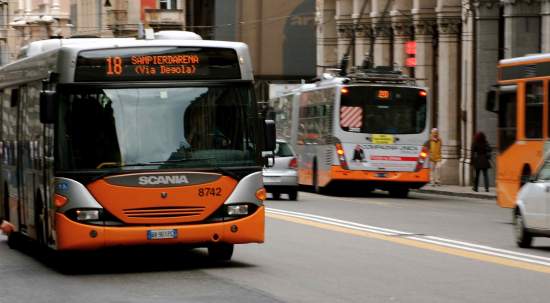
<box><xmin>499</xmin><ymin>53</ymin><xmax>550</xmax><ymax>66</ymax></box>
<box><xmin>0</xmin><ymin>31</ymin><xmax>254</xmax><ymax>86</ymax></box>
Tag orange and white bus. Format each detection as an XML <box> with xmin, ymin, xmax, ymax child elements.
<box><xmin>0</xmin><ymin>31</ymin><xmax>275</xmax><ymax>260</ymax></box>
<box><xmin>487</xmin><ymin>53</ymin><xmax>550</xmax><ymax>208</ymax></box>
<box><xmin>269</xmin><ymin>67</ymin><xmax>431</xmax><ymax>197</ymax></box>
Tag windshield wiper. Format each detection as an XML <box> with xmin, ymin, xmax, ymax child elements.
<box><xmin>149</xmin><ymin>157</ymin><xmax>217</xmax><ymax>164</ymax></box>
<box><xmin>150</xmin><ymin>158</ymin><xmax>239</xmax><ymax>179</ymax></box>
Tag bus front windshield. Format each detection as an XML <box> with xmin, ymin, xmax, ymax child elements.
<box><xmin>55</xmin><ymin>86</ymin><xmax>259</xmax><ymax>171</ymax></box>
<box><xmin>340</xmin><ymin>86</ymin><xmax>427</xmax><ymax>134</ymax></box>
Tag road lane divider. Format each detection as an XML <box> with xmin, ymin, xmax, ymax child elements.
<box><xmin>266</xmin><ymin>208</ymin><xmax>550</xmax><ymax>273</ymax></box>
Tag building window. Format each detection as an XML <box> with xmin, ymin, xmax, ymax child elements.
<box><xmin>159</xmin><ymin>0</ymin><xmax>177</xmax><ymax>9</ymax></box>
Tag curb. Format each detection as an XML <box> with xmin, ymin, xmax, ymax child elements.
<box><xmin>413</xmin><ymin>188</ymin><xmax>496</xmax><ymax>200</ymax></box>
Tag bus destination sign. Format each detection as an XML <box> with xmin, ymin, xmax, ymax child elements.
<box><xmin>75</xmin><ymin>47</ymin><xmax>241</xmax><ymax>82</ymax></box>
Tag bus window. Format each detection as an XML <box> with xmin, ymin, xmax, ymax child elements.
<box><xmin>525</xmin><ymin>81</ymin><xmax>543</xmax><ymax>139</ymax></box>
<box><xmin>340</xmin><ymin>86</ymin><xmax>427</xmax><ymax>134</ymax></box>
<box><xmin>497</xmin><ymin>89</ymin><xmax>517</xmax><ymax>152</ymax></box>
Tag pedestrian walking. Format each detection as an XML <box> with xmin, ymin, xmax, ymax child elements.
<box><xmin>471</xmin><ymin>131</ymin><xmax>492</xmax><ymax>192</ymax></box>
<box><xmin>429</xmin><ymin>128</ymin><xmax>442</xmax><ymax>186</ymax></box>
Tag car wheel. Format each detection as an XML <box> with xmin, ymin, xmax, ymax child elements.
<box><xmin>389</xmin><ymin>188</ymin><xmax>409</xmax><ymax>198</ymax></box>
<box><xmin>208</xmin><ymin>243</ymin><xmax>234</xmax><ymax>261</ymax></box>
<box><xmin>515</xmin><ymin>210</ymin><xmax>533</xmax><ymax>248</ymax></box>
<box><xmin>272</xmin><ymin>192</ymin><xmax>281</xmax><ymax>200</ymax></box>
<box><xmin>288</xmin><ymin>190</ymin><xmax>298</xmax><ymax>201</ymax></box>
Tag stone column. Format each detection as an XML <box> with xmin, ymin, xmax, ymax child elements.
<box><xmin>391</xmin><ymin>20</ymin><xmax>413</xmax><ymax>75</ymax></box>
<box><xmin>542</xmin><ymin>0</ymin><xmax>550</xmax><ymax>52</ymax></box>
<box><xmin>472</xmin><ymin>1</ymin><xmax>500</xmax><ymax>186</ymax></box>
<box><xmin>503</xmin><ymin>0</ymin><xmax>541</xmax><ymax>58</ymax></box>
<box><xmin>412</xmin><ymin>6</ymin><xmax>436</xmax><ymax>95</ymax></box>
<box><xmin>391</xmin><ymin>1</ymin><xmax>413</xmax><ymax>75</ymax></box>
<box><xmin>371</xmin><ymin>0</ymin><xmax>392</xmax><ymax>66</ymax></box>
<box><xmin>316</xmin><ymin>0</ymin><xmax>338</xmax><ymax>75</ymax></box>
<box><xmin>436</xmin><ymin>2</ymin><xmax>461</xmax><ymax>185</ymax></box>
<box><xmin>352</xmin><ymin>0</ymin><xmax>372</xmax><ymax>67</ymax></box>
<box><xmin>336</xmin><ymin>22</ymin><xmax>352</xmax><ymax>67</ymax></box>
<box><xmin>353</xmin><ymin>20</ymin><xmax>372</xmax><ymax>66</ymax></box>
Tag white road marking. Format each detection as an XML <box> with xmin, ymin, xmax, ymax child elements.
<box><xmin>266</xmin><ymin>207</ymin><xmax>550</xmax><ymax>267</ymax></box>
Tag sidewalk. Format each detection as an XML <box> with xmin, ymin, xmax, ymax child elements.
<box><xmin>414</xmin><ymin>184</ymin><xmax>496</xmax><ymax>200</ymax></box>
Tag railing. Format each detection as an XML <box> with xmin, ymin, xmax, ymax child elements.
<box><xmin>144</xmin><ymin>9</ymin><xmax>184</xmax><ymax>29</ymax></box>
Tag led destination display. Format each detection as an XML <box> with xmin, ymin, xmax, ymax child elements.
<box><xmin>75</xmin><ymin>47</ymin><xmax>241</xmax><ymax>81</ymax></box>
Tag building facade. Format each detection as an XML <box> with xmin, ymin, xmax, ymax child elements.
<box><xmin>317</xmin><ymin>0</ymin><xmax>550</xmax><ymax>186</ymax></box>
<box><xmin>70</xmin><ymin>0</ymin><xmax>185</xmax><ymax>38</ymax></box>
<box><xmin>0</xmin><ymin>0</ymin><xmax>71</xmax><ymax>63</ymax></box>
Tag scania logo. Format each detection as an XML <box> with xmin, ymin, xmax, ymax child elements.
<box><xmin>138</xmin><ymin>175</ymin><xmax>190</xmax><ymax>185</ymax></box>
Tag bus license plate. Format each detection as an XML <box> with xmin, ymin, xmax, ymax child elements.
<box><xmin>375</xmin><ymin>173</ymin><xmax>387</xmax><ymax>178</ymax></box>
<box><xmin>147</xmin><ymin>229</ymin><xmax>178</xmax><ymax>240</ymax></box>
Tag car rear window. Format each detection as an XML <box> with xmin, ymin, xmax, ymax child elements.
<box><xmin>275</xmin><ymin>142</ymin><xmax>294</xmax><ymax>157</ymax></box>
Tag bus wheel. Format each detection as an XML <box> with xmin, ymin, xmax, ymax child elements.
<box><xmin>389</xmin><ymin>188</ymin><xmax>409</xmax><ymax>198</ymax></box>
<box><xmin>208</xmin><ymin>243</ymin><xmax>234</xmax><ymax>261</ymax></box>
<box><xmin>34</xmin><ymin>193</ymin><xmax>45</xmax><ymax>246</ymax></box>
<box><xmin>514</xmin><ymin>209</ymin><xmax>532</xmax><ymax>248</ymax></box>
<box><xmin>312</xmin><ymin>161</ymin><xmax>323</xmax><ymax>194</ymax></box>
<box><xmin>2</xmin><ymin>184</ymin><xmax>9</xmax><ymax>221</ymax></box>
<box><xmin>7</xmin><ymin>232</ymin><xmax>21</xmax><ymax>249</ymax></box>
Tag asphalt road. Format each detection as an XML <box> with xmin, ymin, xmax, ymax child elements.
<box><xmin>1</xmin><ymin>191</ymin><xmax>550</xmax><ymax>303</ymax></box>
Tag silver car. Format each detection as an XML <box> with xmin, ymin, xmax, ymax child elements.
<box><xmin>515</xmin><ymin>159</ymin><xmax>550</xmax><ymax>248</ymax></box>
<box><xmin>263</xmin><ymin>140</ymin><xmax>299</xmax><ymax>200</ymax></box>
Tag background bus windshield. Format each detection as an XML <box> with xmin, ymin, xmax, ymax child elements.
<box><xmin>340</xmin><ymin>86</ymin><xmax>427</xmax><ymax>134</ymax></box>
<box><xmin>55</xmin><ymin>86</ymin><xmax>258</xmax><ymax>170</ymax></box>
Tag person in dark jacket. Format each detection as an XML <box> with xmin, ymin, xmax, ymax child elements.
<box><xmin>471</xmin><ymin>132</ymin><xmax>492</xmax><ymax>192</ymax></box>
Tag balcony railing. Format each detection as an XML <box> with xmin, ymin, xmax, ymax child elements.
<box><xmin>144</xmin><ymin>9</ymin><xmax>184</xmax><ymax>30</ymax></box>
<box><xmin>107</xmin><ymin>9</ymin><xmax>128</xmax><ymax>27</ymax></box>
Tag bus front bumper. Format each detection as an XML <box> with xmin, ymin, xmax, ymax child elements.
<box><xmin>54</xmin><ymin>206</ymin><xmax>265</xmax><ymax>251</ymax></box>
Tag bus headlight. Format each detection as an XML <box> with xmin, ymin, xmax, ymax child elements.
<box><xmin>76</xmin><ymin>210</ymin><xmax>100</xmax><ymax>221</ymax></box>
<box><xmin>227</xmin><ymin>205</ymin><xmax>249</xmax><ymax>216</ymax></box>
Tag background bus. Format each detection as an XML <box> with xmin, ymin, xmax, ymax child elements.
<box><xmin>487</xmin><ymin>53</ymin><xmax>550</xmax><ymax>208</ymax></box>
<box><xmin>0</xmin><ymin>31</ymin><xmax>275</xmax><ymax>261</ymax></box>
<box><xmin>269</xmin><ymin>68</ymin><xmax>431</xmax><ymax>197</ymax></box>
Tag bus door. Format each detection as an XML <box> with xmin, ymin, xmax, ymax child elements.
<box><xmin>21</xmin><ymin>83</ymin><xmax>44</xmax><ymax>241</ymax></box>
<box><xmin>14</xmin><ymin>86</ymin><xmax>27</xmax><ymax>232</ymax></box>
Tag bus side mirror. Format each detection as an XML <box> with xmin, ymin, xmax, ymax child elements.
<box><xmin>264</xmin><ymin>120</ymin><xmax>276</xmax><ymax>152</ymax></box>
<box><xmin>40</xmin><ymin>90</ymin><xmax>56</xmax><ymax>124</ymax></box>
<box><xmin>486</xmin><ymin>89</ymin><xmax>498</xmax><ymax>113</ymax></box>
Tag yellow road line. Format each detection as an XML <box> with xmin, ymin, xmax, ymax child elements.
<box><xmin>267</xmin><ymin>213</ymin><xmax>550</xmax><ymax>274</ymax></box>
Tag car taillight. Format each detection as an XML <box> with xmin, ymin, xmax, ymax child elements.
<box><xmin>335</xmin><ymin>143</ymin><xmax>348</xmax><ymax>169</ymax></box>
<box><xmin>415</xmin><ymin>146</ymin><xmax>429</xmax><ymax>172</ymax></box>
<box><xmin>289</xmin><ymin>157</ymin><xmax>298</xmax><ymax>169</ymax></box>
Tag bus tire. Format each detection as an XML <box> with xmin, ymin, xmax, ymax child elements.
<box><xmin>514</xmin><ymin>209</ymin><xmax>533</xmax><ymax>248</ymax></box>
<box><xmin>2</xmin><ymin>184</ymin><xmax>9</xmax><ymax>221</ymax></box>
<box><xmin>208</xmin><ymin>243</ymin><xmax>234</xmax><ymax>261</ymax></box>
<box><xmin>312</xmin><ymin>160</ymin><xmax>323</xmax><ymax>194</ymax></box>
<box><xmin>7</xmin><ymin>232</ymin><xmax>21</xmax><ymax>249</ymax></box>
<box><xmin>389</xmin><ymin>188</ymin><xmax>409</xmax><ymax>198</ymax></box>
<box><xmin>288</xmin><ymin>190</ymin><xmax>298</xmax><ymax>201</ymax></box>
<box><xmin>34</xmin><ymin>192</ymin><xmax>45</xmax><ymax>246</ymax></box>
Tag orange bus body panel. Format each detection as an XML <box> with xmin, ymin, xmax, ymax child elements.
<box><xmin>329</xmin><ymin>166</ymin><xmax>430</xmax><ymax>183</ymax></box>
<box><xmin>55</xmin><ymin>206</ymin><xmax>265</xmax><ymax>251</ymax></box>
<box><xmin>86</xmin><ymin>176</ymin><xmax>237</xmax><ymax>225</ymax></box>
<box><xmin>298</xmin><ymin>166</ymin><xmax>429</xmax><ymax>186</ymax></box>
<box><xmin>496</xmin><ymin>141</ymin><xmax>544</xmax><ymax>208</ymax></box>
